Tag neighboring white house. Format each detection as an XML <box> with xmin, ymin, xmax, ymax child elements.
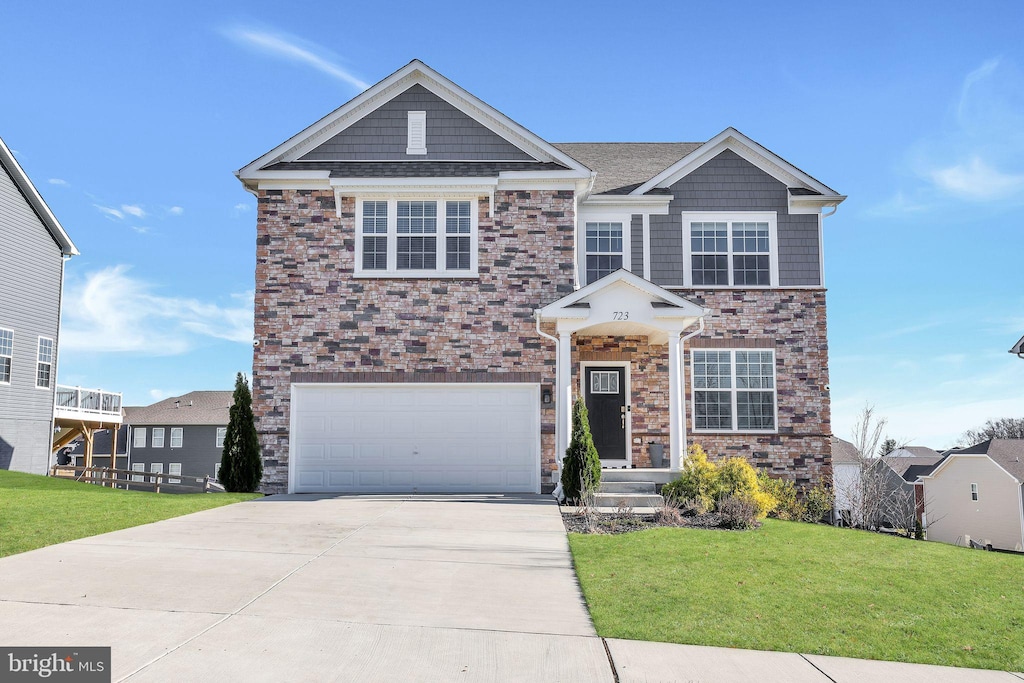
<box><xmin>921</xmin><ymin>439</ymin><xmax>1024</xmax><ymax>552</ymax></box>
<box><xmin>831</xmin><ymin>436</ymin><xmax>861</xmax><ymax>525</ymax></box>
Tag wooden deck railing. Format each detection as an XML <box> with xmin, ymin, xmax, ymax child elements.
<box><xmin>51</xmin><ymin>465</ymin><xmax>218</xmax><ymax>494</ymax></box>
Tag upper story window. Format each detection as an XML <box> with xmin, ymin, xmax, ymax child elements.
<box><xmin>133</xmin><ymin>428</ymin><xmax>147</xmax><ymax>448</ymax></box>
<box><xmin>216</xmin><ymin>427</ymin><xmax>227</xmax><ymax>448</ymax></box>
<box><xmin>0</xmin><ymin>328</ymin><xmax>12</xmax><ymax>384</ymax></box>
<box><xmin>683</xmin><ymin>212</ymin><xmax>778</xmax><ymax>287</ymax></box>
<box><xmin>152</xmin><ymin>428</ymin><xmax>165</xmax><ymax>448</ymax></box>
<box><xmin>36</xmin><ymin>337</ymin><xmax>54</xmax><ymax>389</ymax></box>
<box><xmin>585</xmin><ymin>222</ymin><xmax>623</xmax><ymax>284</ymax></box>
<box><xmin>356</xmin><ymin>198</ymin><xmax>478</xmax><ymax>278</ymax></box>
<box><xmin>170</xmin><ymin>427</ymin><xmax>183</xmax><ymax>449</ymax></box>
<box><xmin>692</xmin><ymin>349</ymin><xmax>777</xmax><ymax>432</ymax></box>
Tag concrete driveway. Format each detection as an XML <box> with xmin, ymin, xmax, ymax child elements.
<box><xmin>0</xmin><ymin>495</ymin><xmax>612</xmax><ymax>682</ymax></box>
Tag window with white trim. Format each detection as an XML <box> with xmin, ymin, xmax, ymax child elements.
<box><xmin>170</xmin><ymin>428</ymin><xmax>183</xmax><ymax>449</ymax></box>
<box><xmin>36</xmin><ymin>337</ymin><xmax>53</xmax><ymax>388</ymax></box>
<box><xmin>150</xmin><ymin>462</ymin><xmax>163</xmax><ymax>474</ymax></box>
<box><xmin>0</xmin><ymin>328</ymin><xmax>12</xmax><ymax>384</ymax></box>
<box><xmin>152</xmin><ymin>428</ymin><xmax>165</xmax><ymax>448</ymax></box>
<box><xmin>216</xmin><ymin>427</ymin><xmax>227</xmax><ymax>448</ymax></box>
<box><xmin>356</xmin><ymin>198</ymin><xmax>478</xmax><ymax>277</ymax></box>
<box><xmin>684</xmin><ymin>213</ymin><xmax>777</xmax><ymax>287</ymax></box>
<box><xmin>133</xmin><ymin>428</ymin><xmax>147</xmax><ymax>448</ymax></box>
<box><xmin>692</xmin><ymin>349</ymin><xmax>777</xmax><ymax>431</ymax></box>
<box><xmin>585</xmin><ymin>222</ymin><xmax>623</xmax><ymax>284</ymax></box>
<box><xmin>168</xmin><ymin>462</ymin><xmax>182</xmax><ymax>484</ymax></box>
<box><xmin>131</xmin><ymin>462</ymin><xmax>145</xmax><ymax>482</ymax></box>
<box><xmin>971</xmin><ymin>483</ymin><xmax>979</xmax><ymax>501</ymax></box>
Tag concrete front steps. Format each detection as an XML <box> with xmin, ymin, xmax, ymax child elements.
<box><xmin>594</xmin><ymin>469</ymin><xmax>673</xmax><ymax>510</ymax></box>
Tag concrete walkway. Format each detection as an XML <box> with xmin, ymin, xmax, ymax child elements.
<box><xmin>0</xmin><ymin>494</ymin><xmax>1020</xmax><ymax>682</ymax></box>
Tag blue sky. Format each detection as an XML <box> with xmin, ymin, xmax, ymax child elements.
<box><xmin>3</xmin><ymin>2</ymin><xmax>1023</xmax><ymax>449</ymax></box>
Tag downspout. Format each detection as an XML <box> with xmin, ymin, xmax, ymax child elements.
<box><xmin>675</xmin><ymin>318</ymin><xmax>705</xmax><ymax>468</ymax></box>
<box><xmin>535</xmin><ymin>312</ymin><xmax>563</xmax><ymax>500</ymax></box>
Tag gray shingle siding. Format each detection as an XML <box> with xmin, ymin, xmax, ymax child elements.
<box><xmin>0</xmin><ymin>158</ymin><xmax>62</xmax><ymax>474</ymax></box>
<box><xmin>300</xmin><ymin>84</ymin><xmax>535</xmax><ymax>162</ymax></box>
<box><xmin>648</xmin><ymin>149</ymin><xmax>821</xmax><ymax>288</ymax></box>
<box><xmin>630</xmin><ymin>214</ymin><xmax>644</xmax><ymax>275</ymax></box>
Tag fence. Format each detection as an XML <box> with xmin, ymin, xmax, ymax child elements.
<box><xmin>51</xmin><ymin>465</ymin><xmax>220</xmax><ymax>494</ymax></box>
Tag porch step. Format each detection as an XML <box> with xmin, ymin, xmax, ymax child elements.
<box><xmin>601</xmin><ymin>468</ymin><xmax>677</xmax><ymax>485</ymax></box>
<box><xmin>600</xmin><ymin>481</ymin><xmax>657</xmax><ymax>494</ymax></box>
<box><xmin>594</xmin><ymin>492</ymin><xmax>665</xmax><ymax>509</ymax></box>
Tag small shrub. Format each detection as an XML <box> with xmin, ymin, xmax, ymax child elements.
<box><xmin>676</xmin><ymin>496</ymin><xmax>708</xmax><ymax>517</ymax></box>
<box><xmin>800</xmin><ymin>483</ymin><xmax>834</xmax><ymax>523</ymax></box>
<box><xmin>561</xmin><ymin>397</ymin><xmax>601</xmax><ymax>504</ymax></box>
<box><xmin>661</xmin><ymin>444</ymin><xmax>719</xmax><ymax>510</ymax></box>
<box><xmin>653</xmin><ymin>503</ymin><xmax>684</xmax><ymax>526</ymax></box>
<box><xmin>717</xmin><ymin>495</ymin><xmax>758</xmax><ymax>530</ymax></box>
<box><xmin>718</xmin><ymin>457</ymin><xmax>776</xmax><ymax>519</ymax></box>
<box><xmin>757</xmin><ymin>472</ymin><xmax>805</xmax><ymax>521</ymax></box>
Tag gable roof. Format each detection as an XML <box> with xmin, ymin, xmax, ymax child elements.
<box><xmin>237</xmin><ymin>60</ymin><xmax>591</xmax><ymax>188</ymax></box>
<box><xmin>552</xmin><ymin>142</ymin><xmax>701</xmax><ymax>194</ymax></box>
<box><xmin>880</xmin><ymin>455</ymin><xmax>943</xmax><ymax>482</ymax></box>
<box><xmin>0</xmin><ymin>135</ymin><xmax>78</xmax><ymax>256</ymax></box>
<box><xmin>952</xmin><ymin>439</ymin><xmax>1024</xmax><ymax>482</ymax></box>
<box><xmin>890</xmin><ymin>446</ymin><xmax>942</xmax><ymax>459</ymax></box>
<box><xmin>632</xmin><ymin>127</ymin><xmax>845</xmax><ymax>203</ymax></box>
<box><xmin>831</xmin><ymin>436</ymin><xmax>861</xmax><ymax>464</ymax></box>
<box><xmin>1011</xmin><ymin>334</ymin><xmax>1024</xmax><ymax>357</ymax></box>
<box><xmin>124</xmin><ymin>391</ymin><xmax>232</xmax><ymax>426</ymax></box>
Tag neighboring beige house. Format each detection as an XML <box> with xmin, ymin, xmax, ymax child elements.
<box><xmin>922</xmin><ymin>439</ymin><xmax>1024</xmax><ymax>551</ymax></box>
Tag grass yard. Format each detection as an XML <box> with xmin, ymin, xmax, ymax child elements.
<box><xmin>0</xmin><ymin>470</ymin><xmax>260</xmax><ymax>558</ymax></box>
<box><xmin>569</xmin><ymin>519</ymin><xmax>1024</xmax><ymax>672</ymax></box>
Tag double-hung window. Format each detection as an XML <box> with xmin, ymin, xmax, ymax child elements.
<box><xmin>684</xmin><ymin>213</ymin><xmax>777</xmax><ymax>287</ymax></box>
<box><xmin>0</xmin><ymin>328</ymin><xmax>12</xmax><ymax>384</ymax></box>
<box><xmin>585</xmin><ymin>222</ymin><xmax>624</xmax><ymax>284</ymax></box>
<box><xmin>170</xmin><ymin>428</ymin><xmax>183</xmax><ymax>448</ymax></box>
<box><xmin>36</xmin><ymin>337</ymin><xmax>53</xmax><ymax>388</ymax></box>
<box><xmin>692</xmin><ymin>349</ymin><xmax>777</xmax><ymax>431</ymax></box>
<box><xmin>133</xmin><ymin>428</ymin><xmax>147</xmax><ymax>448</ymax></box>
<box><xmin>216</xmin><ymin>427</ymin><xmax>227</xmax><ymax>448</ymax></box>
<box><xmin>152</xmin><ymin>428</ymin><xmax>165</xmax><ymax>448</ymax></box>
<box><xmin>357</xmin><ymin>198</ymin><xmax>477</xmax><ymax>277</ymax></box>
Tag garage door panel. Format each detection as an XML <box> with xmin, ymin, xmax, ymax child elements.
<box><xmin>291</xmin><ymin>384</ymin><xmax>539</xmax><ymax>494</ymax></box>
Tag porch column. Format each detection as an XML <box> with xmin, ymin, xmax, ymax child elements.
<box><xmin>668</xmin><ymin>331</ymin><xmax>684</xmax><ymax>470</ymax></box>
<box><xmin>556</xmin><ymin>331</ymin><xmax>572</xmax><ymax>464</ymax></box>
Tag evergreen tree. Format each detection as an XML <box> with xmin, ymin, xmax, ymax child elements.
<box><xmin>878</xmin><ymin>438</ymin><xmax>898</xmax><ymax>457</ymax></box>
<box><xmin>218</xmin><ymin>372</ymin><xmax>263</xmax><ymax>493</ymax></box>
<box><xmin>561</xmin><ymin>397</ymin><xmax>601</xmax><ymax>503</ymax></box>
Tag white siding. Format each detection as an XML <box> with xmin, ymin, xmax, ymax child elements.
<box><xmin>924</xmin><ymin>456</ymin><xmax>1024</xmax><ymax>551</ymax></box>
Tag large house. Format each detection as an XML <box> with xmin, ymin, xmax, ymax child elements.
<box><xmin>237</xmin><ymin>61</ymin><xmax>844</xmax><ymax>495</ymax></box>
<box><xmin>0</xmin><ymin>135</ymin><xmax>78</xmax><ymax>474</ymax></box>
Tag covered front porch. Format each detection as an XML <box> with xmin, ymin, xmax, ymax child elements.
<box><xmin>537</xmin><ymin>270</ymin><xmax>707</xmax><ymax>479</ymax></box>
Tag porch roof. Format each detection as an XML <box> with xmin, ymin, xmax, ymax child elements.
<box><xmin>536</xmin><ymin>270</ymin><xmax>707</xmax><ymax>344</ymax></box>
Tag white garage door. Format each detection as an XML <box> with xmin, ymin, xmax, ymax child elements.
<box><xmin>290</xmin><ymin>383</ymin><xmax>540</xmax><ymax>494</ymax></box>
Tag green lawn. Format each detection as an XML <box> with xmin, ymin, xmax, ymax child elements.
<box><xmin>569</xmin><ymin>519</ymin><xmax>1024</xmax><ymax>672</ymax></box>
<box><xmin>0</xmin><ymin>470</ymin><xmax>260</xmax><ymax>558</ymax></box>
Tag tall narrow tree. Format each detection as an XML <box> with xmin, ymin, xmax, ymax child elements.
<box><xmin>561</xmin><ymin>397</ymin><xmax>601</xmax><ymax>503</ymax></box>
<box><xmin>219</xmin><ymin>372</ymin><xmax>262</xmax><ymax>493</ymax></box>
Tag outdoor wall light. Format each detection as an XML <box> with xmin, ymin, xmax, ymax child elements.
<box><xmin>542</xmin><ymin>389</ymin><xmax>552</xmax><ymax>405</ymax></box>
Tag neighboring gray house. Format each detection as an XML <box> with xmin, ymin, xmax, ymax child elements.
<box><xmin>0</xmin><ymin>135</ymin><xmax>78</xmax><ymax>474</ymax></box>
<box><xmin>922</xmin><ymin>439</ymin><xmax>1024</xmax><ymax>551</ymax></box>
<box><xmin>876</xmin><ymin>453</ymin><xmax>942</xmax><ymax>529</ymax></box>
<box><xmin>124</xmin><ymin>391</ymin><xmax>231</xmax><ymax>481</ymax></box>
<box><xmin>69</xmin><ymin>425</ymin><xmax>128</xmax><ymax>470</ymax></box>
<box><xmin>1011</xmin><ymin>334</ymin><xmax>1023</xmax><ymax>359</ymax></box>
<box><xmin>887</xmin><ymin>446</ymin><xmax>941</xmax><ymax>459</ymax></box>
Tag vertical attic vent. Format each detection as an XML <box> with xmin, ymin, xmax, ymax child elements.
<box><xmin>406</xmin><ymin>111</ymin><xmax>427</xmax><ymax>155</ymax></box>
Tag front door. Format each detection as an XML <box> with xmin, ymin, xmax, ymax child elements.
<box><xmin>584</xmin><ymin>366</ymin><xmax>628</xmax><ymax>467</ymax></box>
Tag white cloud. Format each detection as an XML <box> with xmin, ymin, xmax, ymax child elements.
<box><xmin>130</xmin><ymin>226</ymin><xmax>151</xmax><ymax>234</ymax></box>
<box><xmin>224</xmin><ymin>27</ymin><xmax>369</xmax><ymax>91</ymax></box>
<box><xmin>48</xmin><ymin>178</ymin><xmax>68</xmax><ymax>186</ymax></box>
<box><xmin>121</xmin><ymin>204</ymin><xmax>146</xmax><ymax>218</ymax></box>
<box><xmin>93</xmin><ymin>204</ymin><xmax>124</xmax><ymax>220</ymax></box>
<box><xmin>957</xmin><ymin>58</ymin><xmax>1000</xmax><ymax>123</ymax></box>
<box><xmin>168</xmin><ymin>206</ymin><xmax>184</xmax><ymax>216</ymax></box>
<box><xmin>149</xmin><ymin>389</ymin><xmax>171</xmax><ymax>401</ymax></box>
<box><xmin>61</xmin><ymin>266</ymin><xmax>254</xmax><ymax>355</ymax></box>
<box><xmin>929</xmin><ymin>156</ymin><xmax>1024</xmax><ymax>201</ymax></box>
<box><xmin>234</xmin><ymin>202</ymin><xmax>251</xmax><ymax>211</ymax></box>
<box><xmin>864</xmin><ymin>191</ymin><xmax>931</xmax><ymax>217</ymax></box>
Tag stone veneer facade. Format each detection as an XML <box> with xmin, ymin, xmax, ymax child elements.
<box><xmin>572</xmin><ymin>290</ymin><xmax>831</xmax><ymax>485</ymax></box>
<box><xmin>252</xmin><ymin>188</ymin><xmax>575</xmax><ymax>493</ymax></box>
<box><xmin>252</xmin><ymin>188</ymin><xmax>831</xmax><ymax>494</ymax></box>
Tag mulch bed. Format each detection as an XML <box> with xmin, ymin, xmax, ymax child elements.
<box><xmin>561</xmin><ymin>509</ymin><xmax>759</xmax><ymax>534</ymax></box>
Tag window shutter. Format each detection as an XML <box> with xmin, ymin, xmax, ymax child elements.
<box><xmin>406</xmin><ymin>111</ymin><xmax>427</xmax><ymax>155</ymax></box>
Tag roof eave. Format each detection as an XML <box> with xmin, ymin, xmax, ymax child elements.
<box><xmin>0</xmin><ymin>136</ymin><xmax>79</xmax><ymax>256</ymax></box>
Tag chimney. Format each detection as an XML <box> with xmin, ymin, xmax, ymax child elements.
<box><xmin>175</xmin><ymin>400</ymin><xmax>180</xmax><ymax>409</ymax></box>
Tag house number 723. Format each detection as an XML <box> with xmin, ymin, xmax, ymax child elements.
<box><xmin>612</xmin><ymin>311</ymin><xmax>629</xmax><ymax>321</ymax></box>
